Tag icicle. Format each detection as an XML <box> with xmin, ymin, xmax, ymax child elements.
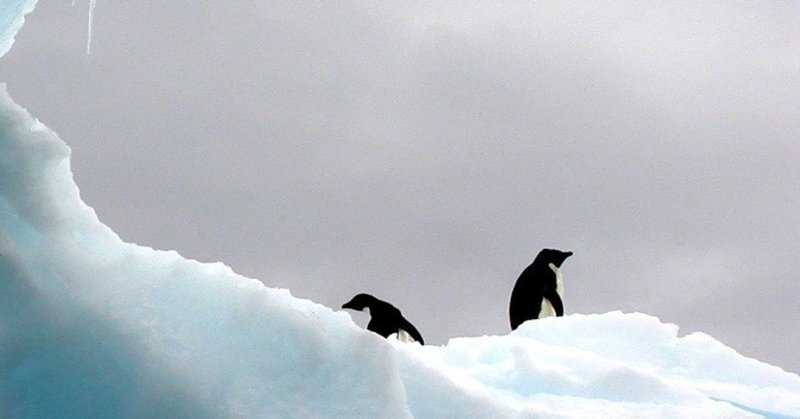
<box><xmin>86</xmin><ymin>0</ymin><xmax>96</xmax><ymax>55</ymax></box>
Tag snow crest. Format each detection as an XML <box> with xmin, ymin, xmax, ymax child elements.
<box><xmin>0</xmin><ymin>0</ymin><xmax>37</xmax><ymax>58</ymax></box>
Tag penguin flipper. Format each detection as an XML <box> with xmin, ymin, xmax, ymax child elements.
<box><xmin>544</xmin><ymin>289</ymin><xmax>564</xmax><ymax>317</ymax></box>
<box><xmin>399</xmin><ymin>318</ymin><xmax>425</xmax><ymax>345</ymax></box>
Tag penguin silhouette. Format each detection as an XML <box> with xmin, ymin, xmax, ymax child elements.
<box><xmin>342</xmin><ymin>293</ymin><xmax>424</xmax><ymax>344</ymax></box>
<box><xmin>509</xmin><ymin>248</ymin><xmax>573</xmax><ymax>330</ymax></box>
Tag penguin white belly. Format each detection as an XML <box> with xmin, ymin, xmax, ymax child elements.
<box><xmin>538</xmin><ymin>263</ymin><xmax>564</xmax><ymax>318</ymax></box>
<box><xmin>397</xmin><ymin>329</ymin><xmax>415</xmax><ymax>343</ymax></box>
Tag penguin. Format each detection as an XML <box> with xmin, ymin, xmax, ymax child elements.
<box><xmin>508</xmin><ymin>248</ymin><xmax>573</xmax><ymax>330</ymax></box>
<box><xmin>342</xmin><ymin>293</ymin><xmax>425</xmax><ymax>345</ymax></box>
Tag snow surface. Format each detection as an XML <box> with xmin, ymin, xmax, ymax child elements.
<box><xmin>2</xmin><ymin>6</ymin><xmax>800</xmax><ymax>419</ymax></box>
<box><xmin>0</xmin><ymin>0</ymin><xmax>36</xmax><ymax>58</ymax></box>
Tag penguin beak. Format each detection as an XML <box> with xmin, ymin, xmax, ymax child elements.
<box><xmin>342</xmin><ymin>302</ymin><xmax>354</xmax><ymax>310</ymax></box>
<box><xmin>565</xmin><ymin>251</ymin><xmax>573</xmax><ymax>258</ymax></box>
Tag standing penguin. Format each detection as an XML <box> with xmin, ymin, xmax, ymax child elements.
<box><xmin>342</xmin><ymin>293</ymin><xmax>425</xmax><ymax>344</ymax></box>
<box><xmin>508</xmin><ymin>248</ymin><xmax>573</xmax><ymax>330</ymax></box>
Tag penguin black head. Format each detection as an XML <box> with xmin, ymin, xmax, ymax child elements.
<box><xmin>535</xmin><ymin>248</ymin><xmax>573</xmax><ymax>267</ymax></box>
<box><xmin>341</xmin><ymin>293</ymin><xmax>379</xmax><ymax>312</ymax></box>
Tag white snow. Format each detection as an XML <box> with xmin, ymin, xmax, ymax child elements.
<box><xmin>0</xmin><ymin>0</ymin><xmax>36</xmax><ymax>58</ymax></box>
<box><xmin>2</xmin><ymin>5</ymin><xmax>800</xmax><ymax>419</ymax></box>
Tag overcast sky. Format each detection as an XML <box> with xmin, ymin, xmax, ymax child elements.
<box><xmin>1</xmin><ymin>1</ymin><xmax>798</xmax><ymax>373</ymax></box>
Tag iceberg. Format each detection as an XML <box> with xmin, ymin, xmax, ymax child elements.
<box><xmin>2</xmin><ymin>4</ymin><xmax>799</xmax><ymax>418</ymax></box>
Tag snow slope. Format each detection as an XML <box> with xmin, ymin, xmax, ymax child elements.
<box><xmin>2</xmin><ymin>5</ymin><xmax>799</xmax><ymax>418</ymax></box>
<box><xmin>0</xmin><ymin>0</ymin><xmax>35</xmax><ymax>57</ymax></box>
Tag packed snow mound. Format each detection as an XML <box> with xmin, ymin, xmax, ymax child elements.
<box><xmin>0</xmin><ymin>0</ymin><xmax>36</xmax><ymax>58</ymax></box>
<box><xmin>2</xmin><ymin>87</ymin><xmax>800</xmax><ymax>419</ymax></box>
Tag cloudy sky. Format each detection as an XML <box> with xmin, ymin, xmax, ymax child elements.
<box><xmin>1</xmin><ymin>1</ymin><xmax>798</xmax><ymax>373</ymax></box>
